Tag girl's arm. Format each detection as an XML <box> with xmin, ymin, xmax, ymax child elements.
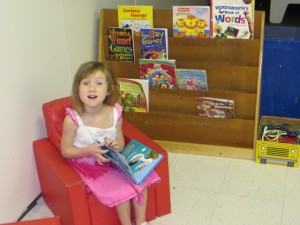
<box><xmin>61</xmin><ymin>115</ymin><xmax>109</xmax><ymax>164</ymax></box>
<box><xmin>104</xmin><ymin>117</ymin><xmax>125</xmax><ymax>153</ymax></box>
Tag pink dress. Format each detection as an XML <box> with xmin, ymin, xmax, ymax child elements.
<box><xmin>65</xmin><ymin>104</ymin><xmax>161</xmax><ymax>207</ymax></box>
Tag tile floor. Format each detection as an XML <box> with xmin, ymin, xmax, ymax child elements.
<box><xmin>22</xmin><ymin>151</ymin><xmax>300</xmax><ymax>225</ymax></box>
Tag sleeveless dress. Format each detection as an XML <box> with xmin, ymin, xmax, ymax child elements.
<box><xmin>65</xmin><ymin>104</ymin><xmax>161</xmax><ymax>207</ymax></box>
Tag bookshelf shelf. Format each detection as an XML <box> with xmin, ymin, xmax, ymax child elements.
<box><xmin>99</xmin><ymin>9</ymin><xmax>265</xmax><ymax>159</ymax></box>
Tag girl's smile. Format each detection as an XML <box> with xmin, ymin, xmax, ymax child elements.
<box><xmin>79</xmin><ymin>70</ymin><xmax>110</xmax><ymax>108</ymax></box>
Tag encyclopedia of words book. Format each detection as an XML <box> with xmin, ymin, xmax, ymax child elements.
<box><xmin>108</xmin><ymin>27</ymin><xmax>135</xmax><ymax>62</ymax></box>
<box><xmin>195</xmin><ymin>97</ymin><xmax>235</xmax><ymax>119</ymax></box>
<box><xmin>139</xmin><ymin>59</ymin><xmax>177</xmax><ymax>89</ymax></box>
<box><xmin>101</xmin><ymin>139</ymin><xmax>164</xmax><ymax>185</ymax></box>
<box><xmin>118</xmin><ymin>5</ymin><xmax>153</xmax><ymax>36</ymax></box>
<box><xmin>117</xmin><ymin>78</ymin><xmax>149</xmax><ymax>113</ymax></box>
<box><xmin>210</xmin><ymin>0</ymin><xmax>255</xmax><ymax>39</ymax></box>
<box><xmin>175</xmin><ymin>69</ymin><xmax>208</xmax><ymax>91</ymax></box>
<box><xmin>173</xmin><ymin>6</ymin><xmax>210</xmax><ymax>38</ymax></box>
<box><xmin>140</xmin><ymin>28</ymin><xmax>168</xmax><ymax>60</ymax></box>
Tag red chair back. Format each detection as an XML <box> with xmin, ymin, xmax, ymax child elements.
<box><xmin>42</xmin><ymin>97</ymin><xmax>72</xmax><ymax>151</ymax></box>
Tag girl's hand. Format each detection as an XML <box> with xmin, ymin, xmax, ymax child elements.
<box><xmin>104</xmin><ymin>137</ymin><xmax>120</xmax><ymax>151</ymax></box>
<box><xmin>90</xmin><ymin>143</ymin><xmax>110</xmax><ymax>165</ymax></box>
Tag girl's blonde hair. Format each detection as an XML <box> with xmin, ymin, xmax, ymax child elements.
<box><xmin>71</xmin><ymin>61</ymin><xmax>117</xmax><ymax>115</ymax></box>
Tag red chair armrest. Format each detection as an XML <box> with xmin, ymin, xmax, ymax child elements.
<box><xmin>33</xmin><ymin>139</ymin><xmax>91</xmax><ymax>225</ymax></box>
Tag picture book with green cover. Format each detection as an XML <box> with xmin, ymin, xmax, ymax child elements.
<box><xmin>117</xmin><ymin>78</ymin><xmax>149</xmax><ymax>113</ymax></box>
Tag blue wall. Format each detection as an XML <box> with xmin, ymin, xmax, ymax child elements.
<box><xmin>260</xmin><ymin>26</ymin><xmax>300</xmax><ymax>118</ymax></box>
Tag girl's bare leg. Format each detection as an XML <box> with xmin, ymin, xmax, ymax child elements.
<box><xmin>132</xmin><ymin>188</ymin><xmax>148</xmax><ymax>225</ymax></box>
<box><xmin>116</xmin><ymin>200</ymin><xmax>132</xmax><ymax>225</ymax></box>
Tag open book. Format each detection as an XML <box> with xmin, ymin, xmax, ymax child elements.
<box><xmin>100</xmin><ymin>139</ymin><xmax>164</xmax><ymax>185</ymax></box>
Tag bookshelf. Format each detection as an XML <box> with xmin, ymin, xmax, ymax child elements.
<box><xmin>98</xmin><ymin>9</ymin><xmax>265</xmax><ymax>159</ymax></box>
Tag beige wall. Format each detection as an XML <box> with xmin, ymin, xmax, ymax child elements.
<box><xmin>0</xmin><ymin>0</ymin><xmax>208</xmax><ymax>222</ymax></box>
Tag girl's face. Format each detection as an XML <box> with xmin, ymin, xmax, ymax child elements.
<box><xmin>79</xmin><ymin>70</ymin><xmax>110</xmax><ymax>110</ymax></box>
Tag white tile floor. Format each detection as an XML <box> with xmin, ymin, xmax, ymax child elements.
<box><xmin>23</xmin><ymin>152</ymin><xmax>300</xmax><ymax>225</ymax></box>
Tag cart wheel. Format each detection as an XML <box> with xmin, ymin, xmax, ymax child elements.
<box><xmin>260</xmin><ymin>158</ymin><xmax>266</xmax><ymax>164</ymax></box>
<box><xmin>287</xmin><ymin>162</ymin><xmax>294</xmax><ymax>167</ymax></box>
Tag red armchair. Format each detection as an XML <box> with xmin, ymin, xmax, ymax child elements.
<box><xmin>33</xmin><ymin>97</ymin><xmax>171</xmax><ymax>225</ymax></box>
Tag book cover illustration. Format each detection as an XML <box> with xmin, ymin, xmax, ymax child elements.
<box><xmin>101</xmin><ymin>139</ymin><xmax>164</xmax><ymax>185</ymax></box>
<box><xmin>139</xmin><ymin>59</ymin><xmax>176</xmax><ymax>89</ymax></box>
<box><xmin>118</xmin><ymin>5</ymin><xmax>153</xmax><ymax>36</ymax></box>
<box><xmin>140</xmin><ymin>28</ymin><xmax>168</xmax><ymax>60</ymax></box>
<box><xmin>108</xmin><ymin>27</ymin><xmax>135</xmax><ymax>62</ymax></box>
<box><xmin>173</xmin><ymin>6</ymin><xmax>210</xmax><ymax>38</ymax></box>
<box><xmin>175</xmin><ymin>69</ymin><xmax>208</xmax><ymax>91</ymax></box>
<box><xmin>117</xmin><ymin>78</ymin><xmax>149</xmax><ymax>113</ymax></box>
<box><xmin>210</xmin><ymin>0</ymin><xmax>255</xmax><ymax>39</ymax></box>
<box><xmin>195</xmin><ymin>97</ymin><xmax>235</xmax><ymax>119</ymax></box>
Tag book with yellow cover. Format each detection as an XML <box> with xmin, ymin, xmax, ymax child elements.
<box><xmin>118</xmin><ymin>5</ymin><xmax>153</xmax><ymax>36</ymax></box>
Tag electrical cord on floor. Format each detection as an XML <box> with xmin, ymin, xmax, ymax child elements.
<box><xmin>16</xmin><ymin>193</ymin><xmax>42</xmax><ymax>221</ymax></box>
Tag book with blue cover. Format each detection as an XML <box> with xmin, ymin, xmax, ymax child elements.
<box><xmin>101</xmin><ymin>139</ymin><xmax>164</xmax><ymax>185</ymax></box>
<box><xmin>140</xmin><ymin>28</ymin><xmax>168</xmax><ymax>59</ymax></box>
<box><xmin>175</xmin><ymin>69</ymin><xmax>208</xmax><ymax>91</ymax></box>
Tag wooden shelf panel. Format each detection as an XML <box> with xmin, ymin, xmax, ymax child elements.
<box><xmin>106</xmin><ymin>61</ymin><xmax>259</xmax><ymax>93</ymax></box>
<box><xmin>156</xmin><ymin>141</ymin><xmax>254</xmax><ymax>159</ymax></box>
<box><xmin>149</xmin><ymin>88</ymin><xmax>256</xmax><ymax>120</ymax></box>
<box><xmin>123</xmin><ymin>111</ymin><xmax>255</xmax><ymax>148</ymax></box>
<box><xmin>102</xmin><ymin>35</ymin><xmax>260</xmax><ymax>67</ymax></box>
<box><xmin>178</xmin><ymin>64</ymin><xmax>259</xmax><ymax>93</ymax></box>
<box><xmin>168</xmin><ymin>39</ymin><xmax>260</xmax><ymax>67</ymax></box>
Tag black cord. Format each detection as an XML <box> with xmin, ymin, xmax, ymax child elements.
<box><xmin>16</xmin><ymin>193</ymin><xmax>42</xmax><ymax>221</ymax></box>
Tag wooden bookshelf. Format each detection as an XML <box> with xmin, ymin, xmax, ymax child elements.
<box><xmin>98</xmin><ymin>9</ymin><xmax>265</xmax><ymax>159</ymax></box>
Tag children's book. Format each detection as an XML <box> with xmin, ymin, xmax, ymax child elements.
<box><xmin>210</xmin><ymin>0</ymin><xmax>255</xmax><ymax>39</ymax></box>
<box><xmin>172</xmin><ymin>6</ymin><xmax>210</xmax><ymax>38</ymax></box>
<box><xmin>117</xmin><ymin>78</ymin><xmax>149</xmax><ymax>113</ymax></box>
<box><xmin>140</xmin><ymin>28</ymin><xmax>168</xmax><ymax>60</ymax></box>
<box><xmin>195</xmin><ymin>97</ymin><xmax>235</xmax><ymax>119</ymax></box>
<box><xmin>175</xmin><ymin>69</ymin><xmax>208</xmax><ymax>91</ymax></box>
<box><xmin>118</xmin><ymin>5</ymin><xmax>153</xmax><ymax>36</ymax></box>
<box><xmin>101</xmin><ymin>139</ymin><xmax>164</xmax><ymax>185</ymax></box>
<box><xmin>139</xmin><ymin>59</ymin><xmax>176</xmax><ymax>89</ymax></box>
<box><xmin>108</xmin><ymin>27</ymin><xmax>135</xmax><ymax>62</ymax></box>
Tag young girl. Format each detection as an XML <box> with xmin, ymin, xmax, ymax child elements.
<box><xmin>61</xmin><ymin>61</ymin><xmax>161</xmax><ymax>225</ymax></box>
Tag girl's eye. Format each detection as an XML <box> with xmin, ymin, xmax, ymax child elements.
<box><xmin>82</xmin><ymin>82</ymin><xmax>89</xmax><ymax>85</ymax></box>
<box><xmin>97</xmin><ymin>82</ymin><xmax>103</xmax><ymax>85</ymax></box>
